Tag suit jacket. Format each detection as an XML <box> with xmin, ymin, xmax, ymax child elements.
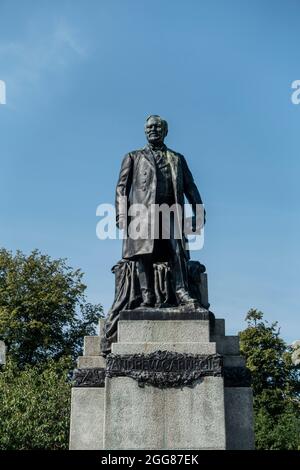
<box><xmin>115</xmin><ymin>145</ymin><xmax>204</xmax><ymax>260</ymax></box>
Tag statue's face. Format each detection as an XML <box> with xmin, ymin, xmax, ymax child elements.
<box><xmin>145</xmin><ymin>117</ymin><xmax>166</xmax><ymax>145</ymax></box>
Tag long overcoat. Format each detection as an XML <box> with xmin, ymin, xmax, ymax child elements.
<box><xmin>115</xmin><ymin>145</ymin><xmax>204</xmax><ymax>260</ymax></box>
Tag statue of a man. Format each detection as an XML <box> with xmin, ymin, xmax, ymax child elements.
<box><xmin>115</xmin><ymin>115</ymin><xmax>205</xmax><ymax>307</ymax></box>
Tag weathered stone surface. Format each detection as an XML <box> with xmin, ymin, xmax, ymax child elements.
<box><xmin>83</xmin><ymin>336</ymin><xmax>101</xmax><ymax>356</ymax></box>
<box><xmin>216</xmin><ymin>336</ymin><xmax>240</xmax><ymax>355</ymax></box>
<box><xmin>223</xmin><ymin>355</ymin><xmax>246</xmax><ymax>367</ymax></box>
<box><xmin>213</xmin><ymin>319</ymin><xmax>225</xmax><ymax>336</ymax></box>
<box><xmin>118</xmin><ymin>319</ymin><xmax>210</xmax><ymax>344</ymax></box>
<box><xmin>225</xmin><ymin>387</ymin><xmax>255</xmax><ymax>449</ymax></box>
<box><xmin>104</xmin><ymin>376</ymin><xmax>226</xmax><ymax>450</ymax></box>
<box><xmin>112</xmin><ymin>341</ymin><xmax>217</xmax><ymax>355</ymax></box>
<box><xmin>77</xmin><ymin>355</ymin><xmax>106</xmax><ymax>369</ymax></box>
<box><xmin>99</xmin><ymin>318</ymin><xmax>105</xmax><ymax>337</ymax></box>
<box><xmin>0</xmin><ymin>341</ymin><xmax>5</xmax><ymax>365</ymax></box>
<box><xmin>69</xmin><ymin>387</ymin><xmax>105</xmax><ymax>450</ymax></box>
<box><xmin>165</xmin><ymin>377</ymin><xmax>226</xmax><ymax>450</ymax></box>
<box><xmin>224</xmin><ymin>367</ymin><xmax>251</xmax><ymax>387</ymax></box>
<box><xmin>120</xmin><ymin>308</ymin><xmax>214</xmax><ymax>322</ymax></box>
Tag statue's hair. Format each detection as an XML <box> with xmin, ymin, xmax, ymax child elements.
<box><xmin>145</xmin><ymin>115</ymin><xmax>168</xmax><ymax>135</ymax></box>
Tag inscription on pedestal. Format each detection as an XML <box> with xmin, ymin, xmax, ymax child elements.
<box><xmin>106</xmin><ymin>350</ymin><xmax>223</xmax><ymax>388</ymax></box>
<box><xmin>72</xmin><ymin>353</ymin><xmax>251</xmax><ymax>389</ymax></box>
<box><xmin>73</xmin><ymin>368</ymin><xmax>105</xmax><ymax>387</ymax></box>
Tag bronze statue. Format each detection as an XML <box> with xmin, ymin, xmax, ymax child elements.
<box><xmin>101</xmin><ymin>116</ymin><xmax>207</xmax><ymax>355</ymax></box>
<box><xmin>116</xmin><ymin>115</ymin><xmax>205</xmax><ymax>307</ymax></box>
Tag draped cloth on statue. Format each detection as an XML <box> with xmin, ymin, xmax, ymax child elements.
<box><xmin>101</xmin><ymin>259</ymin><xmax>209</xmax><ymax>356</ymax></box>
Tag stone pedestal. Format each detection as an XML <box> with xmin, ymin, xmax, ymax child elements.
<box><xmin>69</xmin><ymin>320</ymin><xmax>106</xmax><ymax>450</ymax></box>
<box><xmin>0</xmin><ymin>341</ymin><xmax>6</xmax><ymax>365</ymax></box>
<box><xmin>69</xmin><ymin>311</ymin><xmax>254</xmax><ymax>450</ymax></box>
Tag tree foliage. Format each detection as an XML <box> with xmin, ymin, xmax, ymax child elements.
<box><xmin>0</xmin><ymin>249</ymin><xmax>103</xmax><ymax>365</ymax></box>
<box><xmin>0</xmin><ymin>357</ymin><xmax>71</xmax><ymax>449</ymax></box>
<box><xmin>0</xmin><ymin>248</ymin><xmax>104</xmax><ymax>449</ymax></box>
<box><xmin>240</xmin><ymin>309</ymin><xmax>300</xmax><ymax>449</ymax></box>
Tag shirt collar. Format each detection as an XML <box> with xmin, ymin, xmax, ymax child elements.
<box><xmin>147</xmin><ymin>142</ymin><xmax>167</xmax><ymax>152</ymax></box>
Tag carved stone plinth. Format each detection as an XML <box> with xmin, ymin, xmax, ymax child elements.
<box><xmin>69</xmin><ymin>311</ymin><xmax>254</xmax><ymax>450</ymax></box>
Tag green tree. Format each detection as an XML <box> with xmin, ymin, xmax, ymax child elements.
<box><xmin>240</xmin><ymin>309</ymin><xmax>300</xmax><ymax>449</ymax></box>
<box><xmin>0</xmin><ymin>249</ymin><xmax>103</xmax><ymax>365</ymax></box>
<box><xmin>0</xmin><ymin>357</ymin><xmax>71</xmax><ymax>449</ymax></box>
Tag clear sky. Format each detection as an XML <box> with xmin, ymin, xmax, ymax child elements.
<box><xmin>0</xmin><ymin>0</ymin><xmax>299</xmax><ymax>342</ymax></box>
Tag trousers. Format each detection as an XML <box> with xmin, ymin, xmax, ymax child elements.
<box><xmin>137</xmin><ymin>237</ymin><xmax>188</xmax><ymax>298</ymax></box>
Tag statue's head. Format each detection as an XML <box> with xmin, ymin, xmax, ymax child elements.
<box><xmin>145</xmin><ymin>115</ymin><xmax>168</xmax><ymax>146</ymax></box>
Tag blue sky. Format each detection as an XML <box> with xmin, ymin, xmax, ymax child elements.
<box><xmin>0</xmin><ymin>0</ymin><xmax>299</xmax><ymax>342</ymax></box>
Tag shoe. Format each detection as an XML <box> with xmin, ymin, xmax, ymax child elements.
<box><xmin>176</xmin><ymin>289</ymin><xmax>197</xmax><ymax>306</ymax></box>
